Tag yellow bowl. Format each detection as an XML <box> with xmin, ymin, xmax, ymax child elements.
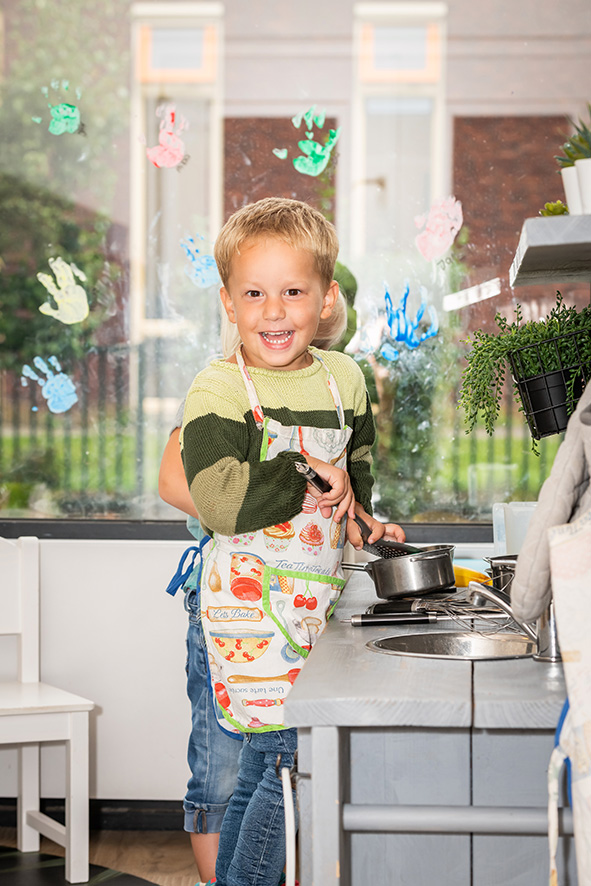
<box><xmin>453</xmin><ymin>566</ymin><xmax>492</xmax><ymax>588</ymax></box>
<box><xmin>209</xmin><ymin>630</ymin><xmax>274</xmax><ymax>663</ymax></box>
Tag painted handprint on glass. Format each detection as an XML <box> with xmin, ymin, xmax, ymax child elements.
<box><xmin>180</xmin><ymin>236</ymin><xmax>220</xmax><ymax>288</ymax></box>
<box><xmin>273</xmin><ymin>105</ymin><xmax>341</xmax><ymax>177</ymax></box>
<box><xmin>36</xmin><ymin>257</ymin><xmax>89</xmax><ymax>325</ymax></box>
<box><xmin>414</xmin><ymin>197</ymin><xmax>463</xmax><ymax>262</ymax></box>
<box><xmin>32</xmin><ymin>80</ymin><xmax>83</xmax><ymax>135</ymax></box>
<box><xmin>21</xmin><ymin>356</ymin><xmax>78</xmax><ymax>414</ymax></box>
<box><xmin>380</xmin><ymin>282</ymin><xmax>439</xmax><ymax>362</ymax></box>
<box><xmin>146</xmin><ymin>104</ymin><xmax>187</xmax><ymax>169</ymax></box>
<box><xmin>346</xmin><ymin>282</ymin><xmax>439</xmax><ymax>364</ymax></box>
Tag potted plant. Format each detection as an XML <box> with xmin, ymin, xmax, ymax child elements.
<box><xmin>458</xmin><ymin>292</ymin><xmax>591</xmax><ymax>450</ymax></box>
<box><xmin>555</xmin><ymin>103</ymin><xmax>591</xmax><ymax>215</ymax></box>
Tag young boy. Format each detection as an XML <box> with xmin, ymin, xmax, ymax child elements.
<box><xmin>157</xmin><ymin>298</ymin><xmax>350</xmax><ymax>884</ymax></box>
<box><xmin>180</xmin><ymin>197</ymin><xmax>404</xmax><ymax>886</ymax></box>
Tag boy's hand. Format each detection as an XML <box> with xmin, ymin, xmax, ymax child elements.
<box><xmin>304</xmin><ymin>456</ymin><xmax>355</xmax><ymax>522</ymax></box>
<box><xmin>346</xmin><ymin>504</ymin><xmax>406</xmax><ymax>551</ymax></box>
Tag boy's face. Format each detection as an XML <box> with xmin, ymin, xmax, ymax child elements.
<box><xmin>220</xmin><ymin>237</ymin><xmax>339</xmax><ymax>371</ymax></box>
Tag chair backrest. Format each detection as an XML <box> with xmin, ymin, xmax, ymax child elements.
<box><xmin>0</xmin><ymin>536</ymin><xmax>40</xmax><ymax>682</ymax></box>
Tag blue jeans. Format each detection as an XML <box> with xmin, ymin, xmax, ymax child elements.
<box><xmin>215</xmin><ymin>728</ymin><xmax>298</xmax><ymax>886</ymax></box>
<box><xmin>184</xmin><ymin>588</ymin><xmax>242</xmax><ymax>834</ymax></box>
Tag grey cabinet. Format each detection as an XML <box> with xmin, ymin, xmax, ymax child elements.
<box><xmin>286</xmin><ymin>575</ymin><xmax>575</xmax><ymax>886</ymax></box>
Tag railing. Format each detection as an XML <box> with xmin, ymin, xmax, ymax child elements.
<box><xmin>0</xmin><ymin>344</ymin><xmax>563</xmax><ymax>521</ymax></box>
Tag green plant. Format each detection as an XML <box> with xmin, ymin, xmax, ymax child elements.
<box><xmin>539</xmin><ymin>200</ymin><xmax>569</xmax><ymax>216</ymax></box>
<box><xmin>555</xmin><ymin>103</ymin><xmax>591</xmax><ymax>167</ymax></box>
<box><xmin>458</xmin><ymin>292</ymin><xmax>591</xmax><ymax>445</ymax></box>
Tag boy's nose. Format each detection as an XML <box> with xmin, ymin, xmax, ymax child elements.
<box><xmin>263</xmin><ymin>294</ymin><xmax>286</xmax><ymax>320</ymax></box>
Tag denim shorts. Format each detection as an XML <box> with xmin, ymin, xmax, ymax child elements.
<box><xmin>184</xmin><ymin>587</ymin><xmax>243</xmax><ymax>834</ymax></box>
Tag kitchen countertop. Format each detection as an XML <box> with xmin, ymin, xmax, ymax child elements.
<box><xmin>285</xmin><ymin>571</ymin><xmax>567</xmax><ymax>731</ymax></box>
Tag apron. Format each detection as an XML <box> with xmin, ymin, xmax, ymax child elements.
<box><xmin>164</xmin><ymin>524</ymin><xmax>243</xmax><ymax>737</ymax></box>
<box><xmin>200</xmin><ymin>348</ymin><xmax>352</xmax><ymax>733</ymax></box>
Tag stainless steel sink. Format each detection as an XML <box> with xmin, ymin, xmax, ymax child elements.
<box><xmin>367</xmin><ymin>630</ymin><xmax>535</xmax><ymax>660</ymax></box>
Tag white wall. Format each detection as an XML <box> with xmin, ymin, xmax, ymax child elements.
<box><xmin>0</xmin><ymin>539</ymin><xmax>193</xmax><ymax>801</ymax></box>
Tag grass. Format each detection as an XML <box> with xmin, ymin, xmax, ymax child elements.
<box><xmin>0</xmin><ymin>403</ymin><xmax>564</xmax><ymax>520</ymax></box>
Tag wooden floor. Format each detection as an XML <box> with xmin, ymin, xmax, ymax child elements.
<box><xmin>0</xmin><ymin>827</ymin><xmax>200</xmax><ymax>886</ymax></box>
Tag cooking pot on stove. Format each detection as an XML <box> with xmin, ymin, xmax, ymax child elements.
<box><xmin>343</xmin><ymin>545</ymin><xmax>455</xmax><ymax>599</ymax></box>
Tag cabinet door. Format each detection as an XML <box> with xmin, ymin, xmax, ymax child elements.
<box><xmin>472</xmin><ymin>729</ymin><xmax>576</xmax><ymax>886</ymax></box>
<box><xmin>349</xmin><ymin>727</ymin><xmax>471</xmax><ymax>886</ymax></box>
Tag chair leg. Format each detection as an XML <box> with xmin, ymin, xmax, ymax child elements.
<box><xmin>17</xmin><ymin>743</ymin><xmax>41</xmax><ymax>852</ymax></box>
<box><xmin>65</xmin><ymin>711</ymin><xmax>90</xmax><ymax>884</ymax></box>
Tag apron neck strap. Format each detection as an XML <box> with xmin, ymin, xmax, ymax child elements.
<box><xmin>235</xmin><ymin>346</ymin><xmax>346</xmax><ymax>429</ymax></box>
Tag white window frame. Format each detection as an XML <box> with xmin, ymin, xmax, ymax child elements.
<box><xmin>129</xmin><ymin>2</ymin><xmax>224</xmax><ymax>346</ymax></box>
<box><xmin>351</xmin><ymin>2</ymin><xmax>448</xmax><ymax>257</ymax></box>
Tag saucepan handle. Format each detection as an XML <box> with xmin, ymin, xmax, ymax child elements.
<box><xmin>341</xmin><ymin>562</ymin><xmax>368</xmax><ymax>572</ymax></box>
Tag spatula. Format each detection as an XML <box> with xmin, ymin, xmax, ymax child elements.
<box><xmin>295</xmin><ymin>461</ymin><xmax>422</xmax><ymax>559</ymax></box>
<box><xmin>353</xmin><ymin>514</ymin><xmax>422</xmax><ymax>559</ymax></box>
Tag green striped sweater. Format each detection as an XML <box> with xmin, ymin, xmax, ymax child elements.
<box><xmin>180</xmin><ymin>348</ymin><xmax>375</xmax><ymax>537</ymax></box>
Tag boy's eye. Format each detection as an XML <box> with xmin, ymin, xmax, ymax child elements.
<box><xmin>285</xmin><ymin>288</ymin><xmax>302</xmax><ymax>297</ymax></box>
<box><xmin>245</xmin><ymin>290</ymin><xmax>263</xmax><ymax>298</ymax></box>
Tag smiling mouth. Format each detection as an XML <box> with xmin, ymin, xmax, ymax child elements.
<box><xmin>260</xmin><ymin>331</ymin><xmax>294</xmax><ymax>346</ymax></box>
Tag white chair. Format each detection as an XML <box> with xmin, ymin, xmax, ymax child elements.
<box><xmin>0</xmin><ymin>536</ymin><xmax>95</xmax><ymax>883</ymax></box>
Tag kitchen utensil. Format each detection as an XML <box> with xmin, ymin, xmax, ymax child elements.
<box><xmin>342</xmin><ymin>544</ymin><xmax>455</xmax><ymax>599</ymax></box>
<box><xmin>366</xmin><ymin>597</ymin><xmax>452</xmax><ymax>614</ymax></box>
<box><xmin>350</xmin><ymin>611</ymin><xmax>510</xmax><ymax>626</ymax></box>
<box><xmin>295</xmin><ymin>463</ymin><xmax>424</xmax><ymax>558</ymax></box>
<box><xmin>353</xmin><ymin>514</ymin><xmax>422</xmax><ymax>558</ymax></box>
<box><xmin>294</xmin><ymin>460</ymin><xmax>332</xmax><ymax>492</ymax></box>
<box><xmin>366</xmin><ymin>594</ymin><xmax>501</xmax><ymax>615</ymax></box>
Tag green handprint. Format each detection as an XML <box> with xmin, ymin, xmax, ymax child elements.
<box><xmin>293</xmin><ymin>127</ymin><xmax>341</xmax><ymax>177</ymax></box>
<box><xmin>36</xmin><ymin>257</ymin><xmax>89</xmax><ymax>325</ymax></box>
<box><xmin>272</xmin><ymin>105</ymin><xmax>341</xmax><ymax>177</ymax></box>
<box><xmin>32</xmin><ymin>80</ymin><xmax>82</xmax><ymax>135</ymax></box>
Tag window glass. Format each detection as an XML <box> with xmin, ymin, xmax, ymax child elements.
<box><xmin>1</xmin><ymin>0</ymin><xmax>590</xmax><ymax>523</ymax></box>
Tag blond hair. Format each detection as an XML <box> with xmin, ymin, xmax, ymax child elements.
<box><xmin>214</xmin><ymin>197</ymin><xmax>339</xmax><ymax>290</ymax></box>
<box><xmin>216</xmin><ymin>197</ymin><xmax>343</xmax><ymax>358</ymax></box>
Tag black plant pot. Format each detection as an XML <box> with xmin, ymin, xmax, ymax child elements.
<box><xmin>516</xmin><ymin>371</ymin><xmax>583</xmax><ymax>439</ymax></box>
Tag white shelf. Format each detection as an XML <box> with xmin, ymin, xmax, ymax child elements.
<box><xmin>509</xmin><ymin>215</ymin><xmax>591</xmax><ymax>287</ymax></box>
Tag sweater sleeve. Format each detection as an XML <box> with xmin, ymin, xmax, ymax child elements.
<box><xmin>326</xmin><ymin>353</ymin><xmax>375</xmax><ymax>515</ymax></box>
<box><xmin>348</xmin><ymin>388</ymin><xmax>375</xmax><ymax>514</ymax></box>
<box><xmin>181</xmin><ymin>387</ymin><xmax>308</xmax><ymax>536</ymax></box>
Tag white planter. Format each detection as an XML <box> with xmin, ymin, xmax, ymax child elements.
<box><xmin>575</xmin><ymin>157</ymin><xmax>591</xmax><ymax>214</ymax></box>
<box><xmin>561</xmin><ymin>165</ymin><xmax>583</xmax><ymax>215</ymax></box>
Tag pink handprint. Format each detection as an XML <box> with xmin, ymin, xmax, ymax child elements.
<box><xmin>414</xmin><ymin>196</ymin><xmax>463</xmax><ymax>262</ymax></box>
<box><xmin>146</xmin><ymin>104</ymin><xmax>187</xmax><ymax>169</ymax></box>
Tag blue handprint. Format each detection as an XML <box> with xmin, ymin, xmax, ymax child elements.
<box><xmin>180</xmin><ymin>235</ymin><xmax>220</xmax><ymax>288</ymax></box>
<box><xmin>379</xmin><ymin>282</ymin><xmax>439</xmax><ymax>362</ymax></box>
<box><xmin>21</xmin><ymin>356</ymin><xmax>78</xmax><ymax>414</ymax></box>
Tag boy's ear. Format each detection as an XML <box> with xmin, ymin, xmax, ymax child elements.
<box><xmin>320</xmin><ymin>280</ymin><xmax>340</xmax><ymax>319</ymax></box>
<box><xmin>220</xmin><ymin>287</ymin><xmax>236</xmax><ymax>324</ymax></box>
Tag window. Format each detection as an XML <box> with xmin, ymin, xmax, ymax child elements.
<box><xmin>1</xmin><ymin>0</ymin><xmax>589</xmax><ymax>526</ymax></box>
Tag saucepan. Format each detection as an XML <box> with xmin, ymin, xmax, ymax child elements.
<box><xmin>342</xmin><ymin>546</ymin><xmax>456</xmax><ymax>599</ymax></box>
<box><xmin>294</xmin><ymin>461</ymin><xmax>456</xmax><ymax>599</ymax></box>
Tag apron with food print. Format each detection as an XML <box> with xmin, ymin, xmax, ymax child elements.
<box><xmin>200</xmin><ymin>348</ymin><xmax>352</xmax><ymax>733</ymax></box>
